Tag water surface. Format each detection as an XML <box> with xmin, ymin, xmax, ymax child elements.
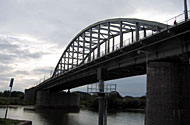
<box><xmin>0</xmin><ymin>106</ymin><xmax>144</xmax><ymax>125</ymax></box>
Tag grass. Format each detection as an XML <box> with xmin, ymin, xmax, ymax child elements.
<box><xmin>0</xmin><ymin>118</ymin><xmax>23</xmax><ymax>125</ymax></box>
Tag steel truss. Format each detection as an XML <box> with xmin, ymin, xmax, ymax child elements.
<box><xmin>53</xmin><ymin>18</ymin><xmax>168</xmax><ymax>77</ymax></box>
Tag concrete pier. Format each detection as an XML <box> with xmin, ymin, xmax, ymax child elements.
<box><xmin>36</xmin><ymin>91</ymin><xmax>80</xmax><ymax>110</ymax></box>
<box><xmin>146</xmin><ymin>62</ymin><xmax>190</xmax><ymax>125</ymax></box>
<box><xmin>24</xmin><ymin>87</ymin><xmax>37</xmax><ymax>104</ymax></box>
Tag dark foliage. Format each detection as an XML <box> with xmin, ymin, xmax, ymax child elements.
<box><xmin>77</xmin><ymin>91</ymin><xmax>146</xmax><ymax>110</ymax></box>
<box><xmin>0</xmin><ymin>91</ymin><xmax>24</xmax><ymax>98</ymax></box>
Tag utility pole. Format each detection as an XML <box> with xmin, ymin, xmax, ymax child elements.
<box><xmin>97</xmin><ymin>68</ymin><xmax>105</xmax><ymax>125</ymax></box>
<box><xmin>184</xmin><ymin>0</ymin><xmax>188</xmax><ymax>21</ymax></box>
<box><xmin>98</xmin><ymin>80</ymin><xmax>105</xmax><ymax>125</ymax></box>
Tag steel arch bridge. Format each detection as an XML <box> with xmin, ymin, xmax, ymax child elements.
<box><xmin>53</xmin><ymin>18</ymin><xmax>167</xmax><ymax>78</ymax></box>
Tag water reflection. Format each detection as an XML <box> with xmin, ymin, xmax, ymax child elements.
<box><xmin>0</xmin><ymin>106</ymin><xmax>144</xmax><ymax>125</ymax></box>
<box><xmin>35</xmin><ymin>108</ymin><xmax>79</xmax><ymax>125</ymax></box>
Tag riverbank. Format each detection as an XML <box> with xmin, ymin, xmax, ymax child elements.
<box><xmin>0</xmin><ymin>106</ymin><xmax>144</xmax><ymax>125</ymax></box>
<box><xmin>0</xmin><ymin>118</ymin><xmax>32</xmax><ymax>125</ymax></box>
<box><xmin>0</xmin><ymin>97</ymin><xmax>32</xmax><ymax>105</ymax></box>
<box><xmin>0</xmin><ymin>118</ymin><xmax>21</xmax><ymax>124</ymax></box>
<box><xmin>0</xmin><ymin>91</ymin><xmax>145</xmax><ymax>113</ymax></box>
<box><xmin>77</xmin><ymin>91</ymin><xmax>146</xmax><ymax>113</ymax></box>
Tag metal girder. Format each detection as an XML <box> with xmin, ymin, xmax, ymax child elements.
<box><xmin>121</xmin><ymin>22</ymin><xmax>135</xmax><ymax>28</ymax></box>
<box><xmin>58</xmin><ymin>64</ymin><xmax>77</xmax><ymax>69</ymax></box>
<box><xmin>91</xmin><ymin>31</ymin><xmax>109</xmax><ymax>36</ymax></box>
<box><xmin>77</xmin><ymin>39</ymin><xmax>97</xmax><ymax>45</ymax></box>
<box><xmin>84</xmin><ymin>35</ymin><xmax>105</xmax><ymax>40</ymax></box>
<box><xmin>120</xmin><ymin>21</ymin><xmax>123</xmax><ymax>47</ymax></box>
<box><xmin>110</xmin><ymin>24</ymin><xmax>131</xmax><ymax>31</ymax></box>
<box><xmin>66</xmin><ymin>51</ymin><xmax>89</xmax><ymax>55</ymax></box>
<box><xmin>71</xmin><ymin>44</ymin><xmax>90</xmax><ymax>50</ymax></box>
<box><xmin>101</xmin><ymin>23</ymin><xmax>131</xmax><ymax>31</ymax></box>
<box><xmin>61</xmin><ymin>56</ymin><xmax>83</xmax><ymax>60</ymax></box>
<box><xmin>61</xmin><ymin>63</ymin><xmax>78</xmax><ymax>66</ymax></box>
<box><xmin>52</xmin><ymin>18</ymin><xmax>168</xmax><ymax>77</ymax></box>
<box><xmin>99</xmin><ymin>27</ymin><xmax>120</xmax><ymax>33</ymax></box>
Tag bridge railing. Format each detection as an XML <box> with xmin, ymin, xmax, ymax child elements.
<box><xmin>164</xmin><ymin>10</ymin><xmax>190</xmax><ymax>26</ymax></box>
<box><xmin>96</xmin><ymin>31</ymin><xmax>157</xmax><ymax>60</ymax></box>
<box><xmin>95</xmin><ymin>11</ymin><xmax>190</xmax><ymax>61</ymax></box>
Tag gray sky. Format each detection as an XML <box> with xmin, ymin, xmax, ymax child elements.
<box><xmin>0</xmin><ymin>0</ymin><xmax>188</xmax><ymax>96</ymax></box>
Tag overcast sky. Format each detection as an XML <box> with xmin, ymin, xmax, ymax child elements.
<box><xmin>0</xmin><ymin>0</ymin><xmax>188</xmax><ymax>96</ymax></box>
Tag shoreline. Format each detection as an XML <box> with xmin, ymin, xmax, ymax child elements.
<box><xmin>0</xmin><ymin>118</ymin><xmax>32</xmax><ymax>125</ymax></box>
<box><xmin>80</xmin><ymin>105</ymin><xmax>145</xmax><ymax>113</ymax></box>
<box><xmin>1</xmin><ymin>104</ymin><xmax>145</xmax><ymax>114</ymax></box>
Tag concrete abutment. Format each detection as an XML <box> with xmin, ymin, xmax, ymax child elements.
<box><xmin>24</xmin><ymin>87</ymin><xmax>37</xmax><ymax>104</ymax></box>
<box><xmin>24</xmin><ymin>89</ymin><xmax>80</xmax><ymax>110</ymax></box>
<box><xmin>146</xmin><ymin>62</ymin><xmax>190</xmax><ymax>125</ymax></box>
<box><xmin>36</xmin><ymin>91</ymin><xmax>80</xmax><ymax>110</ymax></box>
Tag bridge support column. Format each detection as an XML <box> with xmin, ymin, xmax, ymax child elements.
<box><xmin>146</xmin><ymin>62</ymin><xmax>190</xmax><ymax>125</ymax></box>
<box><xmin>36</xmin><ymin>91</ymin><xmax>80</xmax><ymax>110</ymax></box>
<box><xmin>24</xmin><ymin>87</ymin><xmax>37</xmax><ymax>104</ymax></box>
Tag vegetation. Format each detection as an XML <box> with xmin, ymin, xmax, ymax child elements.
<box><xmin>0</xmin><ymin>118</ymin><xmax>23</xmax><ymax>124</ymax></box>
<box><xmin>0</xmin><ymin>90</ymin><xmax>145</xmax><ymax>110</ymax></box>
<box><xmin>75</xmin><ymin>91</ymin><xmax>146</xmax><ymax>112</ymax></box>
<box><xmin>0</xmin><ymin>91</ymin><xmax>24</xmax><ymax>98</ymax></box>
<box><xmin>0</xmin><ymin>91</ymin><xmax>31</xmax><ymax>105</ymax></box>
<box><xmin>0</xmin><ymin>97</ymin><xmax>28</xmax><ymax>105</ymax></box>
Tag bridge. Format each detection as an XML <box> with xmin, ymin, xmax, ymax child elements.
<box><xmin>25</xmin><ymin>11</ymin><xmax>190</xmax><ymax>125</ymax></box>
<box><xmin>37</xmin><ymin>18</ymin><xmax>168</xmax><ymax>91</ymax></box>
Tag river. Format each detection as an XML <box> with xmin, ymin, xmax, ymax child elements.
<box><xmin>0</xmin><ymin>106</ymin><xmax>144</xmax><ymax>125</ymax></box>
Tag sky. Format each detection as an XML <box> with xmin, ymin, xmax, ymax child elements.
<box><xmin>0</xmin><ymin>0</ymin><xmax>188</xmax><ymax>97</ymax></box>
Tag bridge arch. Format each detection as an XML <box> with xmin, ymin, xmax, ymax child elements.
<box><xmin>53</xmin><ymin>18</ymin><xmax>167</xmax><ymax>77</ymax></box>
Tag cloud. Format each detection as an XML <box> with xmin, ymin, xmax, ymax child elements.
<box><xmin>0</xmin><ymin>0</ymin><xmax>185</xmax><ymax>53</ymax></box>
<box><xmin>0</xmin><ymin>35</ymin><xmax>60</xmax><ymax>91</ymax></box>
<box><xmin>0</xmin><ymin>36</ymin><xmax>44</xmax><ymax>64</ymax></box>
<box><xmin>0</xmin><ymin>73</ymin><xmax>13</xmax><ymax>82</ymax></box>
<box><xmin>12</xmin><ymin>78</ymin><xmax>39</xmax><ymax>92</ymax></box>
<box><xmin>33</xmin><ymin>66</ymin><xmax>54</xmax><ymax>75</ymax></box>
<box><xmin>0</xmin><ymin>53</ymin><xmax>15</xmax><ymax>63</ymax></box>
<box><xmin>13</xmin><ymin>70</ymin><xmax>30</xmax><ymax>76</ymax></box>
<box><xmin>115</xmin><ymin>75</ymin><xmax>146</xmax><ymax>97</ymax></box>
<box><xmin>0</xmin><ymin>0</ymin><xmax>186</xmax><ymax>95</ymax></box>
<box><xmin>0</xmin><ymin>64</ymin><xmax>13</xmax><ymax>72</ymax></box>
<box><xmin>0</xmin><ymin>0</ymin><xmax>139</xmax><ymax>47</ymax></box>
